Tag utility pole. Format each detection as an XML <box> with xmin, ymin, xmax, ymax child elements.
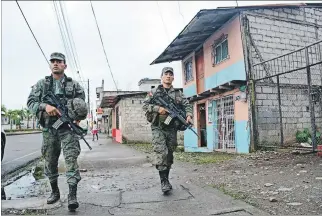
<box><xmin>87</xmin><ymin>79</ymin><xmax>90</xmax><ymax>128</ymax></box>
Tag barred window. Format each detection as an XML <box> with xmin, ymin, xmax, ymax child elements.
<box><xmin>184</xmin><ymin>58</ymin><xmax>193</xmax><ymax>83</ymax></box>
<box><xmin>212</xmin><ymin>34</ymin><xmax>229</xmax><ymax>66</ymax></box>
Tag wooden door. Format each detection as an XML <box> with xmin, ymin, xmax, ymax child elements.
<box><xmin>195</xmin><ymin>50</ymin><xmax>205</xmax><ymax>94</ymax></box>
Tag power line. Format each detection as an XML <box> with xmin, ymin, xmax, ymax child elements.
<box><xmin>60</xmin><ymin>1</ymin><xmax>86</xmax><ymax>84</ymax></box>
<box><xmin>52</xmin><ymin>0</ymin><xmax>77</xmax><ymax>78</ymax></box>
<box><xmin>58</xmin><ymin>1</ymin><xmax>85</xmax><ymax>85</ymax></box>
<box><xmin>52</xmin><ymin>0</ymin><xmax>87</xmax><ymax>89</ymax></box>
<box><xmin>177</xmin><ymin>1</ymin><xmax>185</xmax><ymax>25</ymax></box>
<box><xmin>89</xmin><ymin>0</ymin><xmax>118</xmax><ymax>92</ymax></box>
<box><xmin>156</xmin><ymin>1</ymin><xmax>170</xmax><ymax>42</ymax></box>
<box><xmin>16</xmin><ymin>0</ymin><xmax>49</xmax><ymax>67</ymax></box>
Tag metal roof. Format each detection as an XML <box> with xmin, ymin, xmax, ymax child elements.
<box><xmin>100</xmin><ymin>92</ymin><xmax>147</xmax><ymax>108</ymax></box>
<box><xmin>151</xmin><ymin>3</ymin><xmax>322</xmax><ymax>65</ymax></box>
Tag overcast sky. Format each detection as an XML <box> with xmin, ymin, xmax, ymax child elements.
<box><xmin>1</xmin><ymin>0</ymin><xmax>307</xmax><ymax>111</ymax></box>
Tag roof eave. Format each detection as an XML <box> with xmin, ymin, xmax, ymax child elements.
<box><xmin>150</xmin><ymin>10</ymin><xmax>207</xmax><ymax>65</ymax></box>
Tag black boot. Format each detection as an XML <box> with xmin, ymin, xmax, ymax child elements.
<box><xmin>159</xmin><ymin>170</ymin><xmax>172</xmax><ymax>194</ymax></box>
<box><xmin>1</xmin><ymin>187</ymin><xmax>6</xmax><ymax>200</ymax></box>
<box><xmin>47</xmin><ymin>181</ymin><xmax>60</xmax><ymax>204</ymax></box>
<box><xmin>165</xmin><ymin>169</ymin><xmax>172</xmax><ymax>190</ymax></box>
<box><xmin>68</xmin><ymin>184</ymin><xmax>79</xmax><ymax>212</ymax></box>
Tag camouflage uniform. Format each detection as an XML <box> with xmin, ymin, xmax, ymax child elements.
<box><xmin>142</xmin><ymin>67</ymin><xmax>193</xmax><ymax>193</ymax></box>
<box><xmin>27</xmin><ymin>52</ymin><xmax>86</xmax><ymax>209</ymax></box>
<box><xmin>27</xmin><ymin>71</ymin><xmax>85</xmax><ymax>186</ymax></box>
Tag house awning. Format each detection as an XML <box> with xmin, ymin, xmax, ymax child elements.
<box><xmin>150</xmin><ymin>3</ymin><xmax>320</xmax><ymax>65</ymax></box>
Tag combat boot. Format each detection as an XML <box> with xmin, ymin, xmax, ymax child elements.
<box><xmin>165</xmin><ymin>168</ymin><xmax>172</xmax><ymax>190</ymax></box>
<box><xmin>47</xmin><ymin>180</ymin><xmax>60</xmax><ymax>204</ymax></box>
<box><xmin>1</xmin><ymin>187</ymin><xmax>6</xmax><ymax>200</ymax></box>
<box><xmin>159</xmin><ymin>170</ymin><xmax>172</xmax><ymax>194</ymax></box>
<box><xmin>68</xmin><ymin>184</ymin><xmax>79</xmax><ymax>212</ymax></box>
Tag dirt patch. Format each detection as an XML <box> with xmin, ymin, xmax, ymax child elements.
<box><xmin>177</xmin><ymin>150</ymin><xmax>322</xmax><ymax>215</ymax></box>
<box><xmin>124</xmin><ymin>144</ymin><xmax>322</xmax><ymax>215</ymax></box>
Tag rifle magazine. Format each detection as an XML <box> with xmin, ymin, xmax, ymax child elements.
<box><xmin>52</xmin><ymin>119</ymin><xmax>64</xmax><ymax>130</ymax></box>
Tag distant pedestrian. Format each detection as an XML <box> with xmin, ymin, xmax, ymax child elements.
<box><xmin>92</xmin><ymin>120</ymin><xmax>98</xmax><ymax>141</ymax></box>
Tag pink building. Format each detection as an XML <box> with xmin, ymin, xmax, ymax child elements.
<box><xmin>151</xmin><ymin>3</ymin><xmax>322</xmax><ymax>153</ymax></box>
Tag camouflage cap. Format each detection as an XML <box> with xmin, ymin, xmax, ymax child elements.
<box><xmin>161</xmin><ymin>67</ymin><xmax>174</xmax><ymax>75</ymax></box>
<box><xmin>49</xmin><ymin>52</ymin><xmax>65</xmax><ymax>61</ymax></box>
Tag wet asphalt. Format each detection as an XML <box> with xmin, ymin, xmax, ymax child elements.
<box><xmin>1</xmin><ymin>134</ymin><xmax>42</xmax><ymax>176</ymax></box>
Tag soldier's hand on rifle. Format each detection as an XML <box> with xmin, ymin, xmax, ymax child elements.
<box><xmin>158</xmin><ymin>107</ymin><xmax>168</xmax><ymax>115</ymax></box>
<box><xmin>186</xmin><ymin>115</ymin><xmax>193</xmax><ymax>124</ymax></box>
<box><xmin>45</xmin><ymin>104</ymin><xmax>61</xmax><ymax>117</ymax></box>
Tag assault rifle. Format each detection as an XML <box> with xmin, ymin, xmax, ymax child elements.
<box><xmin>43</xmin><ymin>91</ymin><xmax>92</xmax><ymax>150</ymax></box>
<box><xmin>152</xmin><ymin>93</ymin><xmax>199</xmax><ymax>138</ymax></box>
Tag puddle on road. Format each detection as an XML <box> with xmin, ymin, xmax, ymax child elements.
<box><xmin>3</xmin><ymin>162</ymin><xmax>50</xmax><ymax>200</ymax></box>
<box><xmin>3</xmin><ymin>161</ymin><xmax>75</xmax><ymax>200</ymax></box>
<box><xmin>4</xmin><ymin>172</ymin><xmax>49</xmax><ymax>200</ymax></box>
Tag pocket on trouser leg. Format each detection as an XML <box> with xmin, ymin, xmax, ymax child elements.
<box><xmin>42</xmin><ymin>129</ymin><xmax>60</xmax><ymax>182</ymax></box>
<box><xmin>61</xmin><ymin>132</ymin><xmax>81</xmax><ymax>185</ymax></box>
<box><xmin>151</xmin><ymin>130</ymin><xmax>168</xmax><ymax>169</ymax></box>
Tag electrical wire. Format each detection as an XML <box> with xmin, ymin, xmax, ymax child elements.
<box><xmin>16</xmin><ymin>0</ymin><xmax>49</xmax><ymax>67</ymax></box>
<box><xmin>156</xmin><ymin>1</ymin><xmax>170</xmax><ymax>42</ymax></box>
<box><xmin>177</xmin><ymin>1</ymin><xmax>185</xmax><ymax>25</ymax></box>
<box><xmin>60</xmin><ymin>1</ymin><xmax>86</xmax><ymax>84</ymax></box>
<box><xmin>58</xmin><ymin>1</ymin><xmax>86</xmax><ymax>85</ymax></box>
<box><xmin>53</xmin><ymin>0</ymin><xmax>77</xmax><ymax>78</ymax></box>
<box><xmin>90</xmin><ymin>0</ymin><xmax>118</xmax><ymax>92</ymax></box>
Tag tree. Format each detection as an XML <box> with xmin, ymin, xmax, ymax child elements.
<box><xmin>6</xmin><ymin>110</ymin><xmax>18</xmax><ymax>130</ymax></box>
<box><xmin>24</xmin><ymin>108</ymin><xmax>33</xmax><ymax>129</ymax></box>
<box><xmin>17</xmin><ymin>108</ymin><xmax>26</xmax><ymax>122</ymax></box>
<box><xmin>1</xmin><ymin>105</ymin><xmax>7</xmax><ymax>114</ymax></box>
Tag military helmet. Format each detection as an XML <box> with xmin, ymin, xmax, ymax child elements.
<box><xmin>66</xmin><ymin>98</ymin><xmax>88</xmax><ymax>121</ymax></box>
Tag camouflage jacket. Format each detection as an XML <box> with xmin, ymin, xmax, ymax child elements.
<box><xmin>27</xmin><ymin>74</ymin><xmax>85</xmax><ymax>126</ymax></box>
<box><xmin>142</xmin><ymin>85</ymin><xmax>193</xmax><ymax>127</ymax></box>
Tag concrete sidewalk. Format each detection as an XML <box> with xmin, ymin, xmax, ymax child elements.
<box><xmin>2</xmin><ymin>135</ymin><xmax>268</xmax><ymax>215</ymax></box>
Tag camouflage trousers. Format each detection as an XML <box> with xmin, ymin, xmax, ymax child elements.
<box><xmin>151</xmin><ymin>127</ymin><xmax>177</xmax><ymax>171</ymax></box>
<box><xmin>41</xmin><ymin>126</ymin><xmax>81</xmax><ymax>186</ymax></box>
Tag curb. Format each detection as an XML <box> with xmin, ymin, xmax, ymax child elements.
<box><xmin>1</xmin><ymin>156</ymin><xmax>42</xmax><ymax>181</ymax></box>
<box><xmin>5</xmin><ymin>131</ymin><xmax>42</xmax><ymax>136</ymax></box>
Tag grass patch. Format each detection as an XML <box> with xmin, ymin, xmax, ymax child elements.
<box><xmin>174</xmin><ymin>152</ymin><xmax>236</xmax><ymax>164</ymax></box>
<box><xmin>128</xmin><ymin>143</ymin><xmax>154</xmax><ymax>154</ymax></box>
<box><xmin>211</xmin><ymin>183</ymin><xmax>259</xmax><ymax>207</ymax></box>
<box><xmin>129</xmin><ymin>143</ymin><xmax>237</xmax><ymax>165</ymax></box>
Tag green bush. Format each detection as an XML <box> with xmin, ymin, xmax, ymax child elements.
<box><xmin>296</xmin><ymin>128</ymin><xmax>322</xmax><ymax>144</ymax></box>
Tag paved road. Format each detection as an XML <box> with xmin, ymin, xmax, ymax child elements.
<box><xmin>1</xmin><ymin>134</ymin><xmax>42</xmax><ymax>176</ymax></box>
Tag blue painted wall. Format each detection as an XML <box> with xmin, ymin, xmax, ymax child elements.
<box><xmin>234</xmin><ymin>120</ymin><xmax>250</xmax><ymax>153</ymax></box>
<box><xmin>184</xmin><ymin>128</ymin><xmax>198</xmax><ymax>148</ymax></box>
<box><xmin>205</xmin><ymin>60</ymin><xmax>246</xmax><ymax>91</ymax></box>
<box><xmin>206</xmin><ymin>125</ymin><xmax>214</xmax><ymax>151</ymax></box>
<box><xmin>183</xmin><ymin>84</ymin><xmax>197</xmax><ymax>97</ymax></box>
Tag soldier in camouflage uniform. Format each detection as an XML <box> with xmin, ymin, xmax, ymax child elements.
<box><xmin>143</xmin><ymin>67</ymin><xmax>193</xmax><ymax>194</ymax></box>
<box><xmin>27</xmin><ymin>52</ymin><xmax>87</xmax><ymax>211</ymax></box>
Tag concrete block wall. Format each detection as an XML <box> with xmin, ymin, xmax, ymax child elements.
<box><xmin>244</xmin><ymin>7</ymin><xmax>322</xmax><ymax>85</ymax></box>
<box><xmin>118</xmin><ymin>95</ymin><xmax>184</xmax><ymax>145</ymax></box>
<box><xmin>243</xmin><ymin>7</ymin><xmax>322</xmax><ymax>145</ymax></box>
<box><xmin>117</xmin><ymin>96</ymin><xmax>152</xmax><ymax>143</ymax></box>
<box><xmin>255</xmin><ymin>83</ymin><xmax>322</xmax><ymax>145</ymax></box>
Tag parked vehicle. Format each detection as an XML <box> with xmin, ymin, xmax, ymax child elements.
<box><xmin>1</xmin><ymin>127</ymin><xmax>6</xmax><ymax>200</ymax></box>
<box><xmin>1</xmin><ymin>128</ymin><xmax>6</xmax><ymax>161</ymax></box>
